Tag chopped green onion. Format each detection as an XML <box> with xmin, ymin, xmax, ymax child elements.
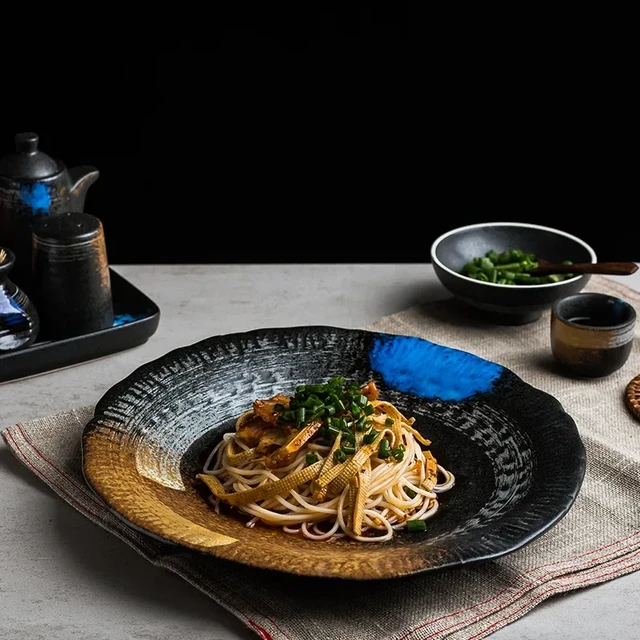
<box><xmin>407</xmin><ymin>520</ymin><xmax>427</xmax><ymax>532</ymax></box>
<box><xmin>305</xmin><ymin>453</ymin><xmax>318</xmax><ymax>465</ymax></box>
<box><xmin>334</xmin><ymin>449</ymin><xmax>347</xmax><ymax>463</ymax></box>
<box><xmin>304</xmin><ymin>384</ymin><xmax>325</xmax><ymax>394</ymax></box>
<box><xmin>391</xmin><ymin>447</ymin><xmax>405</xmax><ymax>461</ymax></box>
<box><xmin>404</xmin><ymin>487</ymin><xmax>417</xmax><ymax>499</ymax></box>
<box><xmin>334</xmin><ymin>417</ymin><xmax>348</xmax><ymax>431</ymax></box>
<box><xmin>363</xmin><ymin>430</ymin><xmax>377</xmax><ymax>444</ymax></box>
<box><xmin>308</xmin><ymin>394</ymin><xmax>323</xmax><ymax>405</ymax></box>
<box><xmin>349</xmin><ymin>403</ymin><xmax>362</xmax><ymax>417</ymax></box>
<box><xmin>378</xmin><ymin>439</ymin><xmax>391</xmax><ymax>459</ymax></box>
<box><xmin>340</xmin><ymin>429</ymin><xmax>356</xmax><ymax>445</ymax></box>
<box><xmin>341</xmin><ymin>445</ymin><xmax>356</xmax><ymax>455</ymax></box>
<box><xmin>385</xmin><ymin>417</ymin><xmax>394</xmax><ymax>426</ymax></box>
<box><xmin>327</xmin><ymin>425</ymin><xmax>341</xmax><ymax>439</ymax></box>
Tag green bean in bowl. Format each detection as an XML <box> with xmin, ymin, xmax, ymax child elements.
<box><xmin>461</xmin><ymin>249</ymin><xmax>574</xmax><ymax>285</ymax></box>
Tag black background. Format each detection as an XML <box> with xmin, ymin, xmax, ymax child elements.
<box><xmin>2</xmin><ymin>7</ymin><xmax>634</xmax><ymax>264</ymax></box>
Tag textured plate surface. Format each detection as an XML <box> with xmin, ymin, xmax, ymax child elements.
<box><xmin>82</xmin><ymin>326</ymin><xmax>586</xmax><ymax>580</ymax></box>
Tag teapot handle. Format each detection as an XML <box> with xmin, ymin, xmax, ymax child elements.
<box><xmin>69</xmin><ymin>165</ymin><xmax>100</xmax><ymax>210</ymax></box>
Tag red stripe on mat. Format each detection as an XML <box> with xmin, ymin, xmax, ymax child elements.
<box><xmin>10</xmin><ymin>425</ymin><xmax>159</xmax><ymax>559</ymax></box>
<box><xmin>16</xmin><ymin>423</ymin><xmax>106</xmax><ymax>510</ymax></box>
<box><xmin>248</xmin><ymin>620</ymin><xmax>275</xmax><ymax>640</ymax></box>
<box><xmin>4</xmin><ymin>429</ymin><xmax>96</xmax><ymax>517</ymax></box>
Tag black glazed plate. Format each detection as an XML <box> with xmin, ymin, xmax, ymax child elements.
<box><xmin>0</xmin><ymin>269</ymin><xmax>160</xmax><ymax>383</ymax></box>
<box><xmin>81</xmin><ymin>325</ymin><xmax>586</xmax><ymax>580</ymax></box>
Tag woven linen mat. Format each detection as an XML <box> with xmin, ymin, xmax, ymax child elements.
<box><xmin>3</xmin><ymin>274</ymin><xmax>640</xmax><ymax>640</ymax></box>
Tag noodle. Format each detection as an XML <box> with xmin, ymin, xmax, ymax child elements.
<box><xmin>197</xmin><ymin>377</ymin><xmax>455</xmax><ymax>542</ymax></box>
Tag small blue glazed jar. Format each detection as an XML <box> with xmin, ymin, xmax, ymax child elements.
<box><xmin>0</xmin><ymin>247</ymin><xmax>40</xmax><ymax>351</ymax></box>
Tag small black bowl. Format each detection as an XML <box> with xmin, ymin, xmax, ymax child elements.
<box><xmin>430</xmin><ymin>222</ymin><xmax>597</xmax><ymax>325</ymax></box>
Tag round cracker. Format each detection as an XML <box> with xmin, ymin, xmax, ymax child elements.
<box><xmin>624</xmin><ymin>373</ymin><xmax>640</xmax><ymax>420</ymax></box>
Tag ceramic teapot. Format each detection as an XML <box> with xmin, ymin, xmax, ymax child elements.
<box><xmin>0</xmin><ymin>132</ymin><xmax>99</xmax><ymax>293</ymax></box>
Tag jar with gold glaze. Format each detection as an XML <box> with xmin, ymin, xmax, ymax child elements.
<box><xmin>31</xmin><ymin>211</ymin><xmax>114</xmax><ymax>341</ymax></box>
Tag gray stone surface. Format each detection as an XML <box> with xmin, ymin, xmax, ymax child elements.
<box><xmin>1</xmin><ymin>263</ymin><xmax>639</xmax><ymax>639</ymax></box>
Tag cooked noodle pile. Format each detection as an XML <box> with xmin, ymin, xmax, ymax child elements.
<box><xmin>197</xmin><ymin>377</ymin><xmax>454</xmax><ymax>542</ymax></box>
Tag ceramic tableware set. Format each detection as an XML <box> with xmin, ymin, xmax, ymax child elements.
<box><xmin>0</xmin><ymin>133</ymin><xmax>160</xmax><ymax>383</ymax></box>
<box><xmin>430</xmin><ymin>222</ymin><xmax>638</xmax><ymax>378</ymax></box>
<box><xmin>0</xmin><ymin>132</ymin><xmax>111</xmax><ymax>351</ymax></box>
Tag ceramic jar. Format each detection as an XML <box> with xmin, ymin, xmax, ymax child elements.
<box><xmin>0</xmin><ymin>247</ymin><xmax>40</xmax><ymax>351</ymax></box>
<box><xmin>31</xmin><ymin>212</ymin><xmax>114</xmax><ymax>340</ymax></box>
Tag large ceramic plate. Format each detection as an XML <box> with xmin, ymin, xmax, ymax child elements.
<box><xmin>81</xmin><ymin>326</ymin><xmax>586</xmax><ymax>580</ymax></box>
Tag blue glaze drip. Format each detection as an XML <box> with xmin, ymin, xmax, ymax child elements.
<box><xmin>113</xmin><ymin>313</ymin><xmax>145</xmax><ymax>326</ymax></box>
<box><xmin>18</xmin><ymin>183</ymin><xmax>51</xmax><ymax>214</ymax></box>
<box><xmin>369</xmin><ymin>334</ymin><xmax>503</xmax><ymax>401</ymax></box>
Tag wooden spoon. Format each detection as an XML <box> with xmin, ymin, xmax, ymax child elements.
<box><xmin>530</xmin><ymin>260</ymin><xmax>638</xmax><ymax>276</ymax></box>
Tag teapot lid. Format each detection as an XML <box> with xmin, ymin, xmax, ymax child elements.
<box><xmin>0</xmin><ymin>132</ymin><xmax>60</xmax><ymax>179</ymax></box>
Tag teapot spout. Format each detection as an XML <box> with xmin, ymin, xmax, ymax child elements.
<box><xmin>69</xmin><ymin>165</ymin><xmax>99</xmax><ymax>210</ymax></box>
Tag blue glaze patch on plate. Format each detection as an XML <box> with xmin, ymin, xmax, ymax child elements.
<box><xmin>19</xmin><ymin>183</ymin><xmax>51</xmax><ymax>214</ymax></box>
<box><xmin>369</xmin><ymin>334</ymin><xmax>503</xmax><ymax>401</ymax></box>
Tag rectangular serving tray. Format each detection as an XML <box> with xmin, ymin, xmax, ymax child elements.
<box><xmin>0</xmin><ymin>268</ymin><xmax>160</xmax><ymax>384</ymax></box>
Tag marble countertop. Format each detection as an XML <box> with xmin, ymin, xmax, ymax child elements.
<box><xmin>1</xmin><ymin>263</ymin><xmax>639</xmax><ymax>640</ymax></box>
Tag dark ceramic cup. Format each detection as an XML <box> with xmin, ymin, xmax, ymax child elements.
<box><xmin>551</xmin><ymin>292</ymin><xmax>636</xmax><ymax>378</ymax></box>
<box><xmin>31</xmin><ymin>211</ymin><xmax>114</xmax><ymax>341</ymax></box>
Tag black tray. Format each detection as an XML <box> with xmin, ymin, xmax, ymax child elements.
<box><xmin>0</xmin><ymin>268</ymin><xmax>160</xmax><ymax>384</ymax></box>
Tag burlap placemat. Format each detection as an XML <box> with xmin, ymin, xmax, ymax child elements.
<box><xmin>3</xmin><ymin>274</ymin><xmax>640</xmax><ymax>640</ymax></box>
